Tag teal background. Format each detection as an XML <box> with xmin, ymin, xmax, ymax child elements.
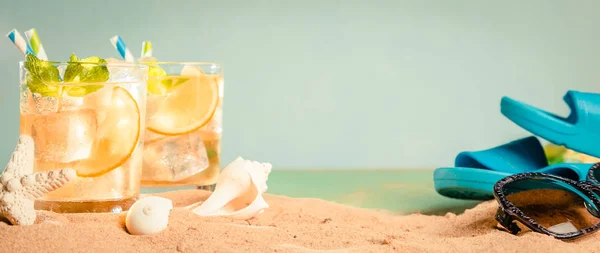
<box><xmin>1</xmin><ymin>0</ymin><xmax>600</xmax><ymax>170</ymax></box>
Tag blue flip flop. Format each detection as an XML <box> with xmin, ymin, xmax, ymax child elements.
<box><xmin>434</xmin><ymin>136</ymin><xmax>593</xmax><ymax>200</ymax></box>
<box><xmin>501</xmin><ymin>90</ymin><xmax>600</xmax><ymax>158</ymax></box>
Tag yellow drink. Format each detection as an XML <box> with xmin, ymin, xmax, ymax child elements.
<box><xmin>140</xmin><ymin>63</ymin><xmax>223</xmax><ymax>188</ymax></box>
<box><xmin>19</xmin><ymin>60</ymin><xmax>148</xmax><ymax>213</ymax></box>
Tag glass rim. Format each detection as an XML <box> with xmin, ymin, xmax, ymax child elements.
<box><xmin>17</xmin><ymin>61</ymin><xmax>222</xmax><ymax>68</ymax></box>
<box><xmin>18</xmin><ymin>61</ymin><xmax>150</xmax><ymax>68</ymax></box>
<box><xmin>138</xmin><ymin>61</ymin><xmax>222</xmax><ymax>67</ymax></box>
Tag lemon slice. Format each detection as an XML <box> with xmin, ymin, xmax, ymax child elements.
<box><xmin>147</xmin><ymin>67</ymin><xmax>219</xmax><ymax>136</ymax></box>
<box><xmin>74</xmin><ymin>86</ymin><xmax>141</xmax><ymax>177</ymax></box>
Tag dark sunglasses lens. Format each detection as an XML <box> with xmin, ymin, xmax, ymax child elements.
<box><xmin>503</xmin><ymin>178</ymin><xmax>600</xmax><ymax>235</ymax></box>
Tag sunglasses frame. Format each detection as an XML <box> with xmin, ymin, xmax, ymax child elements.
<box><xmin>493</xmin><ymin>163</ymin><xmax>600</xmax><ymax>240</ymax></box>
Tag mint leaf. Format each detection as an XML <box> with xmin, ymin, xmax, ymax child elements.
<box><xmin>64</xmin><ymin>53</ymin><xmax>83</xmax><ymax>82</ymax></box>
<box><xmin>146</xmin><ymin>65</ymin><xmax>168</xmax><ymax>95</ymax></box>
<box><xmin>23</xmin><ymin>54</ymin><xmax>60</xmax><ymax>97</ymax></box>
<box><xmin>65</xmin><ymin>85</ymin><xmax>104</xmax><ymax>97</ymax></box>
<box><xmin>66</xmin><ymin>55</ymin><xmax>110</xmax><ymax>83</ymax></box>
<box><xmin>148</xmin><ymin>77</ymin><xmax>189</xmax><ymax>95</ymax></box>
<box><xmin>161</xmin><ymin>78</ymin><xmax>189</xmax><ymax>89</ymax></box>
<box><xmin>24</xmin><ymin>53</ymin><xmax>111</xmax><ymax>98</ymax></box>
<box><xmin>62</xmin><ymin>54</ymin><xmax>108</xmax><ymax>97</ymax></box>
<box><xmin>78</xmin><ymin>56</ymin><xmax>109</xmax><ymax>83</ymax></box>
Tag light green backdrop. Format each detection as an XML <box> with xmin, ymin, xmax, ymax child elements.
<box><xmin>0</xmin><ymin>0</ymin><xmax>599</xmax><ymax>170</ymax></box>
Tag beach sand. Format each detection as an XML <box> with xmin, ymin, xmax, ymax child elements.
<box><xmin>1</xmin><ymin>190</ymin><xmax>597</xmax><ymax>253</ymax></box>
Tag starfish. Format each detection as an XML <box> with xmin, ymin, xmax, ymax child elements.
<box><xmin>0</xmin><ymin>135</ymin><xmax>76</xmax><ymax>225</ymax></box>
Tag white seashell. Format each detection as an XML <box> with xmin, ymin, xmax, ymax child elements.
<box><xmin>191</xmin><ymin>156</ymin><xmax>272</xmax><ymax>220</ymax></box>
<box><xmin>125</xmin><ymin>196</ymin><xmax>173</xmax><ymax>235</ymax></box>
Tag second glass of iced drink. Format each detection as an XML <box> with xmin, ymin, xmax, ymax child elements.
<box><xmin>140</xmin><ymin>61</ymin><xmax>224</xmax><ymax>189</ymax></box>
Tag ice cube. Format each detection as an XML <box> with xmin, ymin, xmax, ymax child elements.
<box><xmin>107</xmin><ymin>61</ymin><xmax>142</xmax><ymax>84</ymax></box>
<box><xmin>105</xmin><ymin>58</ymin><xmax>125</xmax><ymax>64</ymax></box>
<box><xmin>31</xmin><ymin>92</ymin><xmax>87</xmax><ymax>114</ymax></box>
<box><xmin>143</xmin><ymin>129</ymin><xmax>165</xmax><ymax>145</ymax></box>
<box><xmin>20</xmin><ymin>90</ymin><xmax>37</xmax><ymax>114</ymax></box>
<box><xmin>181</xmin><ymin>65</ymin><xmax>205</xmax><ymax>76</ymax></box>
<box><xmin>145</xmin><ymin>95</ymin><xmax>161</xmax><ymax>120</ymax></box>
<box><xmin>142</xmin><ymin>133</ymin><xmax>209</xmax><ymax>181</ymax></box>
<box><xmin>201</xmin><ymin>107</ymin><xmax>222</xmax><ymax>134</ymax></box>
<box><xmin>82</xmin><ymin>85</ymin><xmax>114</xmax><ymax>124</ymax></box>
<box><xmin>31</xmin><ymin>109</ymin><xmax>97</xmax><ymax>164</ymax></box>
<box><xmin>31</xmin><ymin>93</ymin><xmax>59</xmax><ymax>114</ymax></box>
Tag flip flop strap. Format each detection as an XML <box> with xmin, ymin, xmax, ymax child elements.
<box><xmin>564</xmin><ymin>91</ymin><xmax>600</xmax><ymax>131</ymax></box>
<box><xmin>455</xmin><ymin>136</ymin><xmax>549</xmax><ymax>174</ymax></box>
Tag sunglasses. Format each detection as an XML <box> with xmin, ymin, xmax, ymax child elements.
<box><xmin>493</xmin><ymin>162</ymin><xmax>600</xmax><ymax>240</ymax></box>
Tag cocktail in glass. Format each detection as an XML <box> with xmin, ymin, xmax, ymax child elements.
<box><xmin>19</xmin><ymin>55</ymin><xmax>148</xmax><ymax>212</ymax></box>
<box><xmin>139</xmin><ymin>62</ymin><xmax>223</xmax><ymax>189</ymax></box>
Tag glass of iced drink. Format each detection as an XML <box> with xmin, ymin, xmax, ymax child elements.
<box><xmin>19</xmin><ymin>54</ymin><xmax>148</xmax><ymax>213</ymax></box>
<box><xmin>139</xmin><ymin>60</ymin><xmax>223</xmax><ymax>189</ymax></box>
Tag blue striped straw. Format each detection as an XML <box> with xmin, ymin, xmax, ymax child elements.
<box><xmin>6</xmin><ymin>29</ymin><xmax>34</xmax><ymax>56</ymax></box>
<box><xmin>109</xmin><ymin>35</ymin><xmax>135</xmax><ymax>62</ymax></box>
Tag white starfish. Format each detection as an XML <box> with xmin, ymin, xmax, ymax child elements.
<box><xmin>0</xmin><ymin>135</ymin><xmax>76</xmax><ymax>225</ymax></box>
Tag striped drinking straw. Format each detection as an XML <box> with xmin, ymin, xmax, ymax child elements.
<box><xmin>141</xmin><ymin>41</ymin><xmax>153</xmax><ymax>57</ymax></box>
<box><xmin>6</xmin><ymin>29</ymin><xmax>34</xmax><ymax>56</ymax></box>
<box><xmin>24</xmin><ymin>28</ymin><xmax>48</xmax><ymax>60</ymax></box>
<box><xmin>110</xmin><ymin>35</ymin><xmax>135</xmax><ymax>62</ymax></box>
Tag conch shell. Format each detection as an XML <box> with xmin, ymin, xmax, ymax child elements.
<box><xmin>125</xmin><ymin>196</ymin><xmax>173</xmax><ymax>235</ymax></box>
<box><xmin>190</xmin><ymin>157</ymin><xmax>271</xmax><ymax>220</ymax></box>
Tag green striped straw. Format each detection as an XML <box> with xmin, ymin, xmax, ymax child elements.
<box><xmin>24</xmin><ymin>28</ymin><xmax>48</xmax><ymax>60</ymax></box>
<box><xmin>141</xmin><ymin>41</ymin><xmax>153</xmax><ymax>57</ymax></box>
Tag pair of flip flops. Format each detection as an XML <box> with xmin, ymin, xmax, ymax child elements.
<box><xmin>434</xmin><ymin>90</ymin><xmax>600</xmax><ymax>200</ymax></box>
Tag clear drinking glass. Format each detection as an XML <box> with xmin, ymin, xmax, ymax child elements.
<box><xmin>19</xmin><ymin>61</ymin><xmax>148</xmax><ymax>213</ymax></box>
<box><xmin>140</xmin><ymin>62</ymin><xmax>223</xmax><ymax>189</ymax></box>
